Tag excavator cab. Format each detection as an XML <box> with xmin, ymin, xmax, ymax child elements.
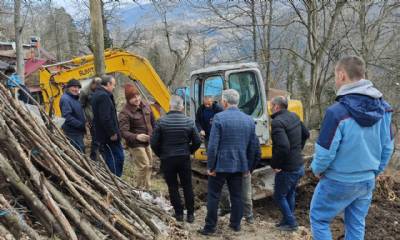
<box><xmin>185</xmin><ymin>63</ymin><xmax>271</xmax><ymax>162</ymax></box>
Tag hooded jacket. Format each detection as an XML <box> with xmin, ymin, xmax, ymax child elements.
<box><xmin>311</xmin><ymin>79</ymin><xmax>394</xmax><ymax>182</ymax></box>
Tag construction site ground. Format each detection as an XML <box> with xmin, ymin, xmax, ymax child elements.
<box><xmin>122</xmin><ymin>156</ymin><xmax>400</xmax><ymax>240</ymax></box>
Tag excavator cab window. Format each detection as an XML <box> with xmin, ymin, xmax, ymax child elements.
<box><xmin>228</xmin><ymin>71</ymin><xmax>262</xmax><ymax>117</ymax></box>
<box><xmin>203</xmin><ymin>75</ymin><xmax>223</xmax><ymax>102</ymax></box>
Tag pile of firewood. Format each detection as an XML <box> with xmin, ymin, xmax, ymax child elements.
<box><xmin>0</xmin><ymin>83</ymin><xmax>183</xmax><ymax>240</ymax></box>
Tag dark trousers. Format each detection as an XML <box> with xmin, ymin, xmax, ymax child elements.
<box><xmin>162</xmin><ymin>155</ymin><xmax>194</xmax><ymax>216</ymax></box>
<box><xmin>205</xmin><ymin>172</ymin><xmax>243</xmax><ymax>231</ymax></box>
<box><xmin>89</xmin><ymin>125</ymin><xmax>99</xmax><ymax>161</ymax></box>
<box><xmin>273</xmin><ymin>166</ymin><xmax>305</xmax><ymax>226</ymax></box>
<box><xmin>100</xmin><ymin>141</ymin><xmax>125</xmax><ymax>177</ymax></box>
<box><xmin>65</xmin><ymin>132</ymin><xmax>85</xmax><ymax>153</ymax></box>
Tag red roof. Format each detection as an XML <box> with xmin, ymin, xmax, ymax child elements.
<box><xmin>24</xmin><ymin>58</ymin><xmax>47</xmax><ymax>76</ymax></box>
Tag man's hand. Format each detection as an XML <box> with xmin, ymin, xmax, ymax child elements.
<box><xmin>243</xmin><ymin>171</ymin><xmax>251</xmax><ymax>177</ymax></box>
<box><xmin>110</xmin><ymin>134</ymin><xmax>118</xmax><ymax>141</ymax></box>
<box><xmin>200</xmin><ymin>130</ymin><xmax>206</xmax><ymax>137</ymax></box>
<box><xmin>136</xmin><ymin>134</ymin><xmax>150</xmax><ymax>142</ymax></box>
<box><xmin>207</xmin><ymin>169</ymin><xmax>216</xmax><ymax>177</ymax></box>
<box><xmin>273</xmin><ymin>168</ymin><xmax>282</xmax><ymax>173</ymax></box>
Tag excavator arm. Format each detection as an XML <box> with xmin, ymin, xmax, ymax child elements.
<box><xmin>39</xmin><ymin>50</ymin><xmax>170</xmax><ymax>118</ymax></box>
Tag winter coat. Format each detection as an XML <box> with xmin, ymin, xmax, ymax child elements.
<box><xmin>195</xmin><ymin>102</ymin><xmax>223</xmax><ymax>139</ymax></box>
<box><xmin>151</xmin><ymin>111</ymin><xmax>201</xmax><ymax>159</ymax></box>
<box><xmin>270</xmin><ymin>109</ymin><xmax>309</xmax><ymax>172</ymax></box>
<box><xmin>91</xmin><ymin>86</ymin><xmax>120</xmax><ymax>145</ymax></box>
<box><xmin>60</xmin><ymin>91</ymin><xmax>86</xmax><ymax>136</ymax></box>
<box><xmin>119</xmin><ymin>102</ymin><xmax>155</xmax><ymax>148</ymax></box>
<box><xmin>207</xmin><ymin>107</ymin><xmax>259</xmax><ymax>173</ymax></box>
<box><xmin>312</xmin><ymin>79</ymin><xmax>394</xmax><ymax>182</ymax></box>
<box><xmin>79</xmin><ymin>86</ymin><xmax>95</xmax><ymax>123</ymax></box>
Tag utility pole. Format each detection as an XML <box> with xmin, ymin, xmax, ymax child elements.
<box><xmin>89</xmin><ymin>0</ymin><xmax>105</xmax><ymax>76</ymax></box>
<box><xmin>14</xmin><ymin>0</ymin><xmax>24</xmax><ymax>82</ymax></box>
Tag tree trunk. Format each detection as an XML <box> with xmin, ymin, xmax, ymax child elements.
<box><xmin>90</xmin><ymin>0</ymin><xmax>105</xmax><ymax>76</ymax></box>
<box><xmin>265</xmin><ymin>0</ymin><xmax>273</xmax><ymax>97</ymax></box>
<box><xmin>101</xmin><ymin>0</ymin><xmax>113</xmax><ymax>49</ymax></box>
<box><xmin>250</xmin><ymin>0</ymin><xmax>257</xmax><ymax>62</ymax></box>
<box><xmin>14</xmin><ymin>0</ymin><xmax>24</xmax><ymax>83</ymax></box>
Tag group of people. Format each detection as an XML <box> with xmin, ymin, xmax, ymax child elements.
<box><xmin>59</xmin><ymin>55</ymin><xmax>394</xmax><ymax>240</ymax></box>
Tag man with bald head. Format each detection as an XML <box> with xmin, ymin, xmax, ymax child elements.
<box><xmin>195</xmin><ymin>96</ymin><xmax>223</xmax><ymax>149</ymax></box>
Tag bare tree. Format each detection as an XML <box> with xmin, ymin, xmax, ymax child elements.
<box><xmin>14</xmin><ymin>0</ymin><xmax>24</xmax><ymax>82</ymax></box>
<box><xmin>90</xmin><ymin>0</ymin><xmax>105</xmax><ymax>76</ymax></box>
<box><xmin>287</xmin><ymin>0</ymin><xmax>346</xmax><ymax>125</ymax></box>
<box><xmin>153</xmin><ymin>2</ymin><xmax>192</xmax><ymax>87</ymax></box>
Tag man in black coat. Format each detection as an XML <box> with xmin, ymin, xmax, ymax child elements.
<box><xmin>91</xmin><ymin>75</ymin><xmax>124</xmax><ymax>177</ymax></box>
<box><xmin>151</xmin><ymin>95</ymin><xmax>201</xmax><ymax>223</ymax></box>
<box><xmin>270</xmin><ymin>96</ymin><xmax>309</xmax><ymax>231</ymax></box>
<box><xmin>195</xmin><ymin>96</ymin><xmax>223</xmax><ymax>149</ymax></box>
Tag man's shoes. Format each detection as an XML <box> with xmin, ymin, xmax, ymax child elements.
<box><xmin>198</xmin><ymin>228</ymin><xmax>215</xmax><ymax>236</ymax></box>
<box><xmin>275</xmin><ymin>220</ymin><xmax>286</xmax><ymax>227</ymax></box>
<box><xmin>245</xmin><ymin>216</ymin><xmax>254</xmax><ymax>224</ymax></box>
<box><xmin>174</xmin><ymin>214</ymin><xmax>184</xmax><ymax>222</ymax></box>
<box><xmin>229</xmin><ymin>225</ymin><xmax>241</xmax><ymax>232</ymax></box>
<box><xmin>187</xmin><ymin>214</ymin><xmax>195</xmax><ymax>223</ymax></box>
<box><xmin>277</xmin><ymin>224</ymin><xmax>298</xmax><ymax>232</ymax></box>
<box><xmin>219</xmin><ymin>209</ymin><xmax>231</xmax><ymax>217</ymax></box>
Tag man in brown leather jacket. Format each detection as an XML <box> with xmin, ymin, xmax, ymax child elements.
<box><xmin>119</xmin><ymin>84</ymin><xmax>155</xmax><ymax>190</ymax></box>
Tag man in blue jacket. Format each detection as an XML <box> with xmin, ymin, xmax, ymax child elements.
<box><xmin>310</xmin><ymin>56</ymin><xmax>394</xmax><ymax>240</ymax></box>
<box><xmin>60</xmin><ymin>79</ymin><xmax>86</xmax><ymax>152</ymax></box>
<box><xmin>91</xmin><ymin>75</ymin><xmax>124</xmax><ymax>177</ymax></box>
<box><xmin>199</xmin><ymin>89</ymin><xmax>259</xmax><ymax>235</ymax></box>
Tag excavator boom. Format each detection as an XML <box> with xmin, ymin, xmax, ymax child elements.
<box><xmin>39</xmin><ymin>50</ymin><xmax>170</xmax><ymax>118</ymax></box>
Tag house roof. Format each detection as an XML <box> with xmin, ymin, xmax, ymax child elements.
<box><xmin>25</xmin><ymin>58</ymin><xmax>47</xmax><ymax>76</ymax></box>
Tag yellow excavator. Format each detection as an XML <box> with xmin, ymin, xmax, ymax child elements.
<box><xmin>39</xmin><ymin>50</ymin><xmax>170</xmax><ymax>119</ymax></box>
<box><xmin>39</xmin><ymin>49</ymin><xmax>303</xmax><ymax>199</ymax></box>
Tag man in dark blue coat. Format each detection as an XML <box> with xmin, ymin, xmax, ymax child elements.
<box><xmin>199</xmin><ymin>89</ymin><xmax>259</xmax><ymax>235</ymax></box>
<box><xmin>91</xmin><ymin>75</ymin><xmax>124</xmax><ymax>177</ymax></box>
<box><xmin>60</xmin><ymin>79</ymin><xmax>86</xmax><ymax>152</ymax></box>
<box><xmin>195</xmin><ymin>96</ymin><xmax>223</xmax><ymax>149</ymax></box>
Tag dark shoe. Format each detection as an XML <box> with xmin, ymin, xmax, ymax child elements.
<box><xmin>198</xmin><ymin>228</ymin><xmax>215</xmax><ymax>236</ymax></box>
<box><xmin>187</xmin><ymin>214</ymin><xmax>195</xmax><ymax>223</ymax></box>
<box><xmin>245</xmin><ymin>216</ymin><xmax>254</xmax><ymax>224</ymax></box>
<box><xmin>219</xmin><ymin>209</ymin><xmax>231</xmax><ymax>217</ymax></box>
<box><xmin>275</xmin><ymin>220</ymin><xmax>286</xmax><ymax>227</ymax></box>
<box><xmin>229</xmin><ymin>225</ymin><xmax>241</xmax><ymax>232</ymax></box>
<box><xmin>277</xmin><ymin>224</ymin><xmax>298</xmax><ymax>232</ymax></box>
<box><xmin>174</xmin><ymin>214</ymin><xmax>184</xmax><ymax>222</ymax></box>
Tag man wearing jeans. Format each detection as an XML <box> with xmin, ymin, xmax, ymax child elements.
<box><xmin>199</xmin><ymin>89</ymin><xmax>259</xmax><ymax>235</ymax></box>
<box><xmin>270</xmin><ymin>96</ymin><xmax>310</xmax><ymax>231</ymax></box>
<box><xmin>310</xmin><ymin>56</ymin><xmax>394</xmax><ymax>240</ymax></box>
<box><xmin>91</xmin><ymin>75</ymin><xmax>125</xmax><ymax>177</ymax></box>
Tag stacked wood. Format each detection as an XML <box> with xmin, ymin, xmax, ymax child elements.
<box><xmin>0</xmin><ymin>83</ymin><xmax>184</xmax><ymax>239</ymax></box>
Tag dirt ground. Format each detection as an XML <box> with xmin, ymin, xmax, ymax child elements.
<box><xmin>123</xmin><ymin>153</ymin><xmax>400</xmax><ymax>240</ymax></box>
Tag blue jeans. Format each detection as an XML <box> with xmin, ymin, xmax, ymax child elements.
<box><xmin>205</xmin><ymin>172</ymin><xmax>243</xmax><ymax>231</ymax></box>
<box><xmin>65</xmin><ymin>132</ymin><xmax>85</xmax><ymax>153</ymax></box>
<box><xmin>100</xmin><ymin>142</ymin><xmax>125</xmax><ymax>177</ymax></box>
<box><xmin>273</xmin><ymin>166</ymin><xmax>304</xmax><ymax>226</ymax></box>
<box><xmin>310</xmin><ymin>177</ymin><xmax>375</xmax><ymax>240</ymax></box>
